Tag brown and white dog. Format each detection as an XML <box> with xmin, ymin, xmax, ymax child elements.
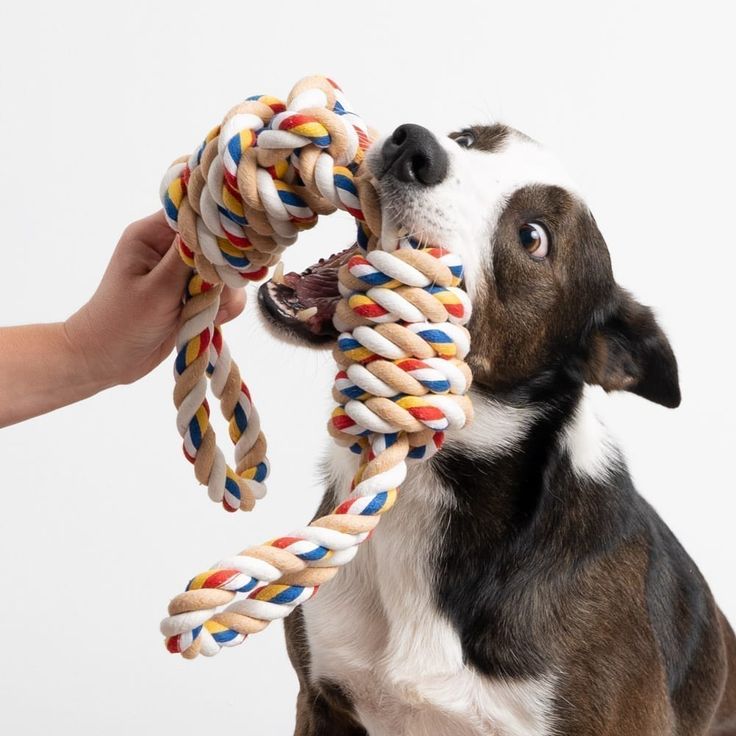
<box><xmin>258</xmin><ymin>123</ymin><xmax>736</xmax><ymax>735</ymax></box>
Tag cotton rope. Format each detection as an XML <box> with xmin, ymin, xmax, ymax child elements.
<box><xmin>159</xmin><ymin>76</ymin><xmax>473</xmax><ymax>658</ymax></box>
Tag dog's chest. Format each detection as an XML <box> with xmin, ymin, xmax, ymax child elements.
<box><xmin>302</xmin><ymin>448</ymin><xmax>555</xmax><ymax>736</ymax></box>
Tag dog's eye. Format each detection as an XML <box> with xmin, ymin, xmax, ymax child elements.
<box><xmin>453</xmin><ymin>132</ymin><xmax>475</xmax><ymax>149</ymax></box>
<box><xmin>519</xmin><ymin>223</ymin><xmax>549</xmax><ymax>259</ymax></box>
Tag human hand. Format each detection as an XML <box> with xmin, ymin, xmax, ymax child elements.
<box><xmin>65</xmin><ymin>211</ymin><xmax>246</xmax><ymax>389</ymax></box>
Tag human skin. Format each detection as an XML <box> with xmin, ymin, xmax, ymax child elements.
<box><xmin>0</xmin><ymin>211</ymin><xmax>245</xmax><ymax>427</ymax></box>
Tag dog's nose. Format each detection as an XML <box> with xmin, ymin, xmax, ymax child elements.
<box><xmin>380</xmin><ymin>123</ymin><xmax>449</xmax><ymax>186</ymax></box>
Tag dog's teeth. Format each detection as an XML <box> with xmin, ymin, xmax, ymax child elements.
<box><xmin>272</xmin><ymin>261</ymin><xmax>285</xmax><ymax>285</ymax></box>
<box><xmin>380</xmin><ymin>214</ymin><xmax>400</xmax><ymax>252</ymax></box>
<box><xmin>296</xmin><ymin>307</ymin><xmax>318</xmax><ymax>322</ymax></box>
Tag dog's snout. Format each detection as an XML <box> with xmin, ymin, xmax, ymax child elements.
<box><xmin>380</xmin><ymin>123</ymin><xmax>449</xmax><ymax>186</ymax></box>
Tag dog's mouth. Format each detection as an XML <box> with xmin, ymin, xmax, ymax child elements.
<box><xmin>257</xmin><ymin>244</ymin><xmax>360</xmax><ymax>344</ymax></box>
<box><xmin>258</xmin><ymin>158</ymin><xmax>448</xmax><ymax>346</ymax></box>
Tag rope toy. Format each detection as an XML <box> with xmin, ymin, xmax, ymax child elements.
<box><xmin>159</xmin><ymin>76</ymin><xmax>474</xmax><ymax>658</ymax></box>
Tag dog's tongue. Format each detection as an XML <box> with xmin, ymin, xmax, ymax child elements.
<box><xmin>258</xmin><ymin>244</ymin><xmax>360</xmax><ymax>340</ymax></box>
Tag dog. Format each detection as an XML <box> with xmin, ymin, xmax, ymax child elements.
<box><xmin>258</xmin><ymin>122</ymin><xmax>736</xmax><ymax>735</ymax></box>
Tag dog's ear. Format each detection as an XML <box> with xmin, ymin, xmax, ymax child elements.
<box><xmin>584</xmin><ymin>288</ymin><xmax>681</xmax><ymax>408</ymax></box>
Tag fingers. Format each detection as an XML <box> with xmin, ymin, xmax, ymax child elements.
<box><xmin>124</xmin><ymin>210</ymin><xmax>177</xmax><ymax>257</ymax></box>
<box><xmin>147</xmin><ymin>235</ymin><xmax>246</xmax><ymax>324</ymax></box>
<box><xmin>215</xmin><ymin>287</ymin><xmax>247</xmax><ymax>325</ymax></box>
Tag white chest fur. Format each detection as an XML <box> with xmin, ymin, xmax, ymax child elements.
<box><xmin>302</xmin><ymin>395</ymin><xmax>561</xmax><ymax>736</ymax></box>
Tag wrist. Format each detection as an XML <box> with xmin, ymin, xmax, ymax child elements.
<box><xmin>63</xmin><ymin>308</ymin><xmax>119</xmax><ymax>393</ymax></box>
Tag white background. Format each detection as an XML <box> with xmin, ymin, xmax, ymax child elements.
<box><xmin>1</xmin><ymin>1</ymin><xmax>734</xmax><ymax>733</ymax></box>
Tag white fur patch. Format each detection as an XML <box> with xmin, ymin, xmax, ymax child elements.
<box><xmin>446</xmin><ymin>389</ymin><xmax>540</xmax><ymax>456</ymax></box>
<box><xmin>562</xmin><ymin>386</ymin><xmax>618</xmax><ymax>481</ymax></box>
<box><xmin>304</xmin><ymin>399</ymin><xmax>555</xmax><ymax>735</ymax></box>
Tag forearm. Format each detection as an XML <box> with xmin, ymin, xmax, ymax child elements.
<box><xmin>0</xmin><ymin>323</ymin><xmax>111</xmax><ymax>427</ymax></box>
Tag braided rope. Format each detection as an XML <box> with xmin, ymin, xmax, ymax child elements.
<box><xmin>159</xmin><ymin>77</ymin><xmax>473</xmax><ymax>658</ymax></box>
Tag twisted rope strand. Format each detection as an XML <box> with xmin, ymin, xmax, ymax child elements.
<box><xmin>159</xmin><ymin>76</ymin><xmax>473</xmax><ymax>657</ymax></box>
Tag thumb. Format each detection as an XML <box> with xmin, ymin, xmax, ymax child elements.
<box><xmin>151</xmin><ymin>236</ymin><xmax>192</xmax><ymax>290</ymax></box>
<box><xmin>215</xmin><ymin>287</ymin><xmax>247</xmax><ymax>325</ymax></box>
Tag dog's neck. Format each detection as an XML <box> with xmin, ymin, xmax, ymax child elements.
<box><xmin>436</xmin><ymin>374</ymin><xmax>620</xmax><ymax>554</ymax></box>
<box><xmin>427</xmin><ymin>377</ymin><xmax>630</xmax><ymax>678</ymax></box>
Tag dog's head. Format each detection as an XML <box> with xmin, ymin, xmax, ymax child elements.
<box><xmin>259</xmin><ymin>123</ymin><xmax>680</xmax><ymax>407</ymax></box>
